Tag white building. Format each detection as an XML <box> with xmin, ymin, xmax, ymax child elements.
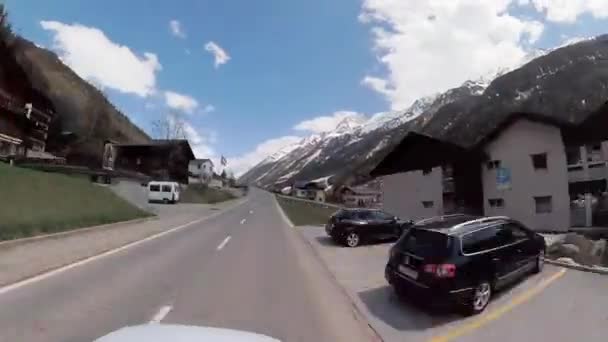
<box><xmin>374</xmin><ymin>116</ymin><xmax>574</xmax><ymax>232</ymax></box>
<box><xmin>188</xmin><ymin>159</ymin><xmax>214</xmax><ymax>185</ymax></box>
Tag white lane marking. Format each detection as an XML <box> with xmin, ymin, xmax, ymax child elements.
<box><xmin>0</xmin><ymin>199</ymin><xmax>249</xmax><ymax>296</ymax></box>
<box><xmin>217</xmin><ymin>236</ymin><xmax>231</xmax><ymax>250</ymax></box>
<box><xmin>149</xmin><ymin>305</ymin><xmax>172</xmax><ymax>324</ymax></box>
<box><xmin>240</xmin><ymin>219</ymin><xmax>246</xmax><ymax>225</ymax></box>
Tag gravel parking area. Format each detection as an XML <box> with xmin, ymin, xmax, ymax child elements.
<box><xmin>0</xmin><ymin>200</ymin><xmax>242</xmax><ymax>287</ymax></box>
<box><xmin>297</xmin><ymin>225</ymin><xmax>607</xmax><ymax>342</ymax></box>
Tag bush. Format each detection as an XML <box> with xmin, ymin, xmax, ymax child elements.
<box><xmin>180</xmin><ymin>185</ymin><xmax>237</xmax><ymax>204</ymax></box>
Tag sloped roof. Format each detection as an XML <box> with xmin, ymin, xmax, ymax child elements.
<box><xmin>372</xmin><ymin>36</ymin><xmax>608</xmax><ymax>176</ymax></box>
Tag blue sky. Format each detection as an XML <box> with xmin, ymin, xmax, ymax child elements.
<box><xmin>4</xmin><ymin>0</ymin><xmax>608</xmax><ymax>174</ymax></box>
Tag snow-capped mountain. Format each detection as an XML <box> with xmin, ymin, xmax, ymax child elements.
<box><xmin>239</xmin><ymin>35</ymin><xmax>608</xmax><ymax>188</ymax></box>
<box><xmin>239</xmin><ymin>78</ymin><xmax>482</xmax><ymax>187</ymax></box>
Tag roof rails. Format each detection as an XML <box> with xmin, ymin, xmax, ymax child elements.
<box><xmin>452</xmin><ymin>216</ymin><xmax>510</xmax><ymax>230</ymax></box>
<box><xmin>414</xmin><ymin>213</ymin><xmax>468</xmax><ymax>225</ymax></box>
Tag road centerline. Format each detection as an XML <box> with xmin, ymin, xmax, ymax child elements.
<box><xmin>429</xmin><ymin>268</ymin><xmax>567</xmax><ymax>342</ymax></box>
<box><xmin>217</xmin><ymin>236</ymin><xmax>232</xmax><ymax>251</ymax></box>
<box><xmin>149</xmin><ymin>305</ymin><xmax>173</xmax><ymax>324</ymax></box>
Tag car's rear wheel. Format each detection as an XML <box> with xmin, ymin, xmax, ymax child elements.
<box><xmin>534</xmin><ymin>249</ymin><xmax>545</xmax><ymax>274</ymax></box>
<box><xmin>344</xmin><ymin>232</ymin><xmax>360</xmax><ymax>248</ymax></box>
<box><xmin>465</xmin><ymin>280</ymin><xmax>491</xmax><ymax>315</ymax></box>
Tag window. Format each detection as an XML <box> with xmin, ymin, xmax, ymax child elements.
<box><xmin>149</xmin><ymin>185</ymin><xmax>160</xmax><ymax>192</ymax></box>
<box><xmin>198</xmin><ymin>163</ymin><xmax>202</xmax><ymax>170</ymax></box>
<box><xmin>531</xmin><ymin>153</ymin><xmax>548</xmax><ymax>170</ymax></box>
<box><xmin>486</xmin><ymin>160</ymin><xmax>501</xmax><ymax>170</ymax></box>
<box><xmin>422</xmin><ymin>168</ymin><xmax>432</xmax><ymax>175</ymax></box>
<box><xmin>488</xmin><ymin>198</ymin><xmax>505</xmax><ymax>208</ymax></box>
<box><xmin>161</xmin><ymin>185</ymin><xmax>172</xmax><ymax>192</ymax></box>
<box><xmin>374</xmin><ymin>211</ymin><xmax>394</xmax><ymax>220</ymax></box>
<box><xmin>587</xmin><ymin>144</ymin><xmax>602</xmax><ymax>163</ymax></box>
<box><xmin>396</xmin><ymin>228</ymin><xmax>452</xmax><ymax>258</ymax></box>
<box><xmin>356</xmin><ymin>211</ymin><xmax>374</xmax><ymax>220</ymax></box>
<box><xmin>422</xmin><ymin>201</ymin><xmax>434</xmax><ymax>208</ymax></box>
<box><xmin>503</xmin><ymin>223</ymin><xmax>530</xmax><ymax>241</ymax></box>
<box><xmin>461</xmin><ymin>226</ymin><xmax>503</xmax><ymax>254</ymax></box>
<box><xmin>534</xmin><ymin>196</ymin><xmax>552</xmax><ymax>213</ymax></box>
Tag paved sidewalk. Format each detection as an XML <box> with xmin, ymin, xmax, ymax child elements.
<box><xmin>0</xmin><ymin>200</ymin><xmax>240</xmax><ymax>287</ymax></box>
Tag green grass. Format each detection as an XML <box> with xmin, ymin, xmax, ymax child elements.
<box><xmin>180</xmin><ymin>185</ymin><xmax>237</xmax><ymax>204</ymax></box>
<box><xmin>0</xmin><ymin>163</ymin><xmax>150</xmax><ymax>240</ymax></box>
<box><xmin>275</xmin><ymin>195</ymin><xmax>339</xmax><ymax>226</ymax></box>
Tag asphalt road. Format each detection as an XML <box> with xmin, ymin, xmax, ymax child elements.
<box><xmin>300</xmin><ymin>225</ymin><xmax>608</xmax><ymax>342</ymax></box>
<box><xmin>0</xmin><ymin>189</ymin><xmax>371</xmax><ymax>342</ymax></box>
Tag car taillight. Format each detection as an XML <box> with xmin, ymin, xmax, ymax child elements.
<box><xmin>389</xmin><ymin>247</ymin><xmax>398</xmax><ymax>261</ymax></box>
<box><xmin>423</xmin><ymin>264</ymin><xmax>456</xmax><ymax>278</ymax></box>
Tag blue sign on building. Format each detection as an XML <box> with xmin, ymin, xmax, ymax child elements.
<box><xmin>496</xmin><ymin>167</ymin><xmax>511</xmax><ymax>190</ymax></box>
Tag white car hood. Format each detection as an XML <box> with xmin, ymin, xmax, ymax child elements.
<box><xmin>95</xmin><ymin>325</ymin><xmax>281</xmax><ymax>342</ymax></box>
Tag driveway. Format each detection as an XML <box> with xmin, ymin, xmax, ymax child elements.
<box><xmin>299</xmin><ymin>225</ymin><xmax>608</xmax><ymax>342</ymax></box>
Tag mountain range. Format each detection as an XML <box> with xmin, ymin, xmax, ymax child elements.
<box><xmin>239</xmin><ymin>35</ymin><xmax>608</xmax><ymax>189</ymax></box>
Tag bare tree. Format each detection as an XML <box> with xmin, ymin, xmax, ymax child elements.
<box><xmin>151</xmin><ymin>112</ymin><xmax>187</xmax><ymax>140</ymax></box>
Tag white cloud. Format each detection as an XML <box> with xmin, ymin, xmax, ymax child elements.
<box><xmin>359</xmin><ymin>1</ymin><xmax>544</xmax><ymax>110</ymax></box>
<box><xmin>229</xmin><ymin>136</ymin><xmax>302</xmax><ymax>177</ymax></box>
<box><xmin>530</xmin><ymin>0</ymin><xmax>608</xmax><ymax>23</ymax></box>
<box><xmin>169</xmin><ymin>19</ymin><xmax>186</xmax><ymax>39</ymax></box>
<box><xmin>40</xmin><ymin>21</ymin><xmax>161</xmax><ymax>97</ymax></box>
<box><xmin>205</xmin><ymin>41</ymin><xmax>231</xmax><ymax>68</ymax></box>
<box><xmin>294</xmin><ymin>111</ymin><xmax>366</xmax><ymax>134</ymax></box>
<box><xmin>164</xmin><ymin>91</ymin><xmax>199</xmax><ymax>114</ymax></box>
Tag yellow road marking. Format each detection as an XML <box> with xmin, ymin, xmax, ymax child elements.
<box><xmin>428</xmin><ymin>268</ymin><xmax>567</xmax><ymax>342</ymax></box>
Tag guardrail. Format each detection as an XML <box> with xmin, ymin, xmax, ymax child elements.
<box><xmin>275</xmin><ymin>194</ymin><xmax>342</xmax><ymax>210</ymax></box>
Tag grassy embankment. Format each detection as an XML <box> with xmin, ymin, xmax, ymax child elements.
<box><xmin>0</xmin><ymin>163</ymin><xmax>150</xmax><ymax>240</ymax></box>
<box><xmin>180</xmin><ymin>185</ymin><xmax>238</xmax><ymax>204</ymax></box>
<box><xmin>275</xmin><ymin>195</ymin><xmax>339</xmax><ymax>226</ymax></box>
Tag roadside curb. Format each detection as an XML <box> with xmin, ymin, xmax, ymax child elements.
<box><xmin>545</xmin><ymin>258</ymin><xmax>608</xmax><ymax>275</ymax></box>
<box><xmin>0</xmin><ymin>216</ymin><xmax>158</xmax><ymax>250</ymax></box>
<box><xmin>273</xmin><ymin>195</ymin><xmax>384</xmax><ymax>342</ymax></box>
<box><xmin>274</xmin><ymin>195</ymin><xmax>296</xmax><ymax>228</ymax></box>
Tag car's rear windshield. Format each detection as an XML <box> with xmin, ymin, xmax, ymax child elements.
<box><xmin>395</xmin><ymin>228</ymin><xmax>452</xmax><ymax>257</ymax></box>
<box><xmin>334</xmin><ymin>209</ymin><xmax>365</xmax><ymax>219</ymax></box>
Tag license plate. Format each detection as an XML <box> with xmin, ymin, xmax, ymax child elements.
<box><xmin>398</xmin><ymin>265</ymin><xmax>418</xmax><ymax>279</ymax></box>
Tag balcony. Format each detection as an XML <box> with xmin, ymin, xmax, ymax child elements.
<box><xmin>568</xmin><ymin>162</ymin><xmax>608</xmax><ymax>183</ymax></box>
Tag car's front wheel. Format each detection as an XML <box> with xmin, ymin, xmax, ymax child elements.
<box><xmin>344</xmin><ymin>232</ymin><xmax>360</xmax><ymax>248</ymax></box>
<box><xmin>465</xmin><ymin>280</ymin><xmax>492</xmax><ymax>315</ymax></box>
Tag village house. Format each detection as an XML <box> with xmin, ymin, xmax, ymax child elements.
<box><xmin>0</xmin><ymin>86</ymin><xmax>54</xmax><ymax>159</ymax></box>
<box><xmin>338</xmin><ymin>185</ymin><xmax>382</xmax><ymax>208</ymax></box>
<box><xmin>107</xmin><ymin>139</ymin><xmax>195</xmax><ymax>184</ymax></box>
<box><xmin>566</xmin><ymin>141</ymin><xmax>608</xmax><ymax>226</ymax></box>
<box><xmin>292</xmin><ymin>180</ymin><xmax>327</xmax><ymax>202</ymax></box>
<box><xmin>209</xmin><ymin>172</ymin><xmax>224</xmax><ymax>189</ymax></box>
<box><xmin>372</xmin><ymin>110</ymin><xmax>608</xmax><ymax>232</ymax></box>
<box><xmin>188</xmin><ymin>158</ymin><xmax>214</xmax><ymax>185</ymax></box>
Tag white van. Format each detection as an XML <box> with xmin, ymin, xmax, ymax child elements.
<box><xmin>148</xmin><ymin>181</ymin><xmax>180</xmax><ymax>204</ymax></box>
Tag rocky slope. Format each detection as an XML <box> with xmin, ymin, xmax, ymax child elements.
<box><xmin>240</xmin><ymin>35</ymin><xmax>608</xmax><ymax>188</ymax></box>
<box><xmin>4</xmin><ymin>36</ymin><xmax>150</xmax><ymax>166</ymax></box>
